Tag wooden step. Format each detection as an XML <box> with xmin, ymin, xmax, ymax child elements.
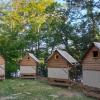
<box><xmin>49</xmin><ymin>81</ymin><xmax>71</xmax><ymax>86</ymax></box>
<box><xmin>20</xmin><ymin>76</ymin><xmax>35</xmax><ymax>79</ymax></box>
<box><xmin>83</xmin><ymin>90</ymin><xmax>100</xmax><ymax>99</ymax></box>
<box><xmin>0</xmin><ymin>75</ymin><xmax>5</xmax><ymax>80</ymax></box>
<box><xmin>48</xmin><ymin>78</ymin><xmax>73</xmax><ymax>86</ymax></box>
<box><xmin>20</xmin><ymin>74</ymin><xmax>36</xmax><ymax>79</ymax></box>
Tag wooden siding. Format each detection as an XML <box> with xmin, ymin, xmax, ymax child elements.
<box><xmin>83</xmin><ymin>70</ymin><xmax>100</xmax><ymax>88</ymax></box>
<box><xmin>20</xmin><ymin>66</ymin><xmax>36</xmax><ymax>74</ymax></box>
<box><xmin>48</xmin><ymin>68</ymin><xmax>69</xmax><ymax>79</ymax></box>
<box><xmin>82</xmin><ymin>46</ymin><xmax>100</xmax><ymax>70</ymax></box>
<box><xmin>48</xmin><ymin>78</ymin><xmax>72</xmax><ymax>86</ymax></box>
<box><xmin>47</xmin><ymin>51</ymin><xmax>71</xmax><ymax>68</ymax></box>
<box><xmin>20</xmin><ymin>54</ymin><xmax>37</xmax><ymax>66</ymax></box>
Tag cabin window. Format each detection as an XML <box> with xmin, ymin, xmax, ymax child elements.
<box><xmin>28</xmin><ymin>57</ymin><xmax>30</xmax><ymax>60</ymax></box>
<box><xmin>55</xmin><ymin>54</ymin><xmax>59</xmax><ymax>60</ymax></box>
<box><xmin>93</xmin><ymin>51</ymin><xmax>99</xmax><ymax>58</ymax></box>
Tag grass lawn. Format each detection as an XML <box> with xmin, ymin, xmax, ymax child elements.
<box><xmin>0</xmin><ymin>79</ymin><xmax>97</xmax><ymax>100</ymax></box>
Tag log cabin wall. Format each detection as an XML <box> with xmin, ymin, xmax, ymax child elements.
<box><xmin>20</xmin><ymin>66</ymin><xmax>36</xmax><ymax>75</ymax></box>
<box><xmin>48</xmin><ymin>51</ymin><xmax>70</xmax><ymax>68</ymax></box>
<box><xmin>83</xmin><ymin>70</ymin><xmax>100</xmax><ymax>88</ymax></box>
<box><xmin>82</xmin><ymin>46</ymin><xmax>100</xmax><ymax>88</ymax></box>
<box><xmin>48</xmin><ymin>51</ymin><xmax>71</xmax><ymax>79</ymax></box>
<box><xmin>20</xmin><ymin>54</ymin><xmax>37</xmax><ymax>78</ymax></box>
<box><xmin>82</xmin><ymin>46</ymin><xmax>100</xmax><ymax>70</ymax></box>
<box><xmin>20</xmin><ymin>55</ymin><xmax>37</xmax><ymax>66</ymax></box>
<box><xmin>48</xmin><ymin>68</ymin><xmax>69</xmax><ymax>79</ymax></box>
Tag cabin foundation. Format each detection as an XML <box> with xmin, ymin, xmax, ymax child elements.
<box><xmin>83</xmin><ymin>85</ymin><xmax>100</xmax><ymax>99</ymax></box>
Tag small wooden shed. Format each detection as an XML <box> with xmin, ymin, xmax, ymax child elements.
<box><xmin>47</xmin><ymin>49</ymin><xmax>77</xmax><ymax>86</ymax></box>
<box><xmin>81</xmin><ymin>42</ymin><xmax>100</xmax><ymax>99</ymax></box>
<box><xmin>0</xmin><ymin>56</ymin><xmax>5</xmax><ymax>80</ymax></box>
<box><xmin>20</xmin><ymin>53</ymin><xmax>39</xmax><ymax>78</ymax></box>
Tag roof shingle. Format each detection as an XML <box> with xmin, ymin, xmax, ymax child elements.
<box><xmin>29</xmin><ymin>53</ymin><xmax>39</xmax><ymax>63</ymax></box>
<box><xmin>93</xmin><ymin>42</ymin><xmax>100</xmax><ymax>49</ymax></box>
<box><xmin>47</xmin><ymin>49</ymin><xmax>77</xmax><ymax>64</ymax></box>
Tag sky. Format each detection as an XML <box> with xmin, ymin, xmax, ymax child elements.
<box><xmin>0</xmin><ymin>0</ymin><xmax>65</xmax><ymax>3</ymax></box>
<box><xmin>56</xmin><ymin>0</ymin><xmax>65</xmax><ymax>3</ymax></box>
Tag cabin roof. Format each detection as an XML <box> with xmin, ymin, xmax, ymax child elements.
<box><xmin>81</xmin><ymin>42</ymin><xmax>100</xmax><ymax>63</ymax></box>
<box><xmin>47</xmin><ymin>49</ymin><xmax>77</xmax><ymax>64</ymax></box>
<box><xmin>93</xmin><ymin>42</ymin><xmax>100</xmax><ymax>49</ymax></box>
<box><xmin>28</xmin><ymin>53</ymin><xmax>39</xmax><ymax>63</ymax></box>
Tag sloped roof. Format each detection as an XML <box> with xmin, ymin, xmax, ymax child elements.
<box><xmin>47</xmin><ymin>49</ymin><xmax>77</xmax><ymax>64</ymax></box>
<box><xmin>29</xmin><ymin>53</ymin><xmax>39</xmax><ymax>63</ymax></box>
<box><xmin>93</xmin><ymin>42</ymin><xmax>100</xmax><ymax>49</ymax></box>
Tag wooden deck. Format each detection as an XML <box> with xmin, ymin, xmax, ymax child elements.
<box><xmin>20</xmin><ymin>74</ymin><xmax>36</xmax><ymax>79</ymax></box>
<box><xmin>48</xmin><ymin>78</ymin><xmax>74</xmax><ymax>87</ymax></box>
<box><xmin>83</xmin><ymin>85</ymin><xmax>100</xmax><ymax>99</ymax></box>
<box><xmin>0</xmin><ymin>75</ymin><xmax>5</xmax><ymax>80</ymax></box>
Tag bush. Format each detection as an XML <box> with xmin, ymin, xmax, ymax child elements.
<box><xmin>5</xmin><ymin>61</ymin><xmax>19</xmax><ymax>78</ymax></box>
<box><xmin>37</xmin><ymin>63</ymin><xmax>47</xmax><ymax>77</ymax></box>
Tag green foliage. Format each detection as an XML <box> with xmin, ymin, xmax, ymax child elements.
<box><xmin>0</xmin><ymin>0</ymin><xmax>54</xmax><ymax>77</ymax></box>
<box><xmin>64</xmin><ymin>0</ymin><xmax>100</xmax><ymax>60</ymax></box>
<box><xmin>37</xmin><ymin>59</ymin><xmax>47</xmax><ymax>77</ymax></box>
<box><xmin>0</xmin><ymin>0</ymin><xmax>100</xmax><ymax>77</ymax></box>
<box><xmin>5</xmin><ymin>61</ymin><xmax>19</xmax><ymax>78</ymax></box>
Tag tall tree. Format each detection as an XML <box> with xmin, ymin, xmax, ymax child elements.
<box><xmin>64</xmin><ymin>0</ymin><xmax>100</xmax><ymax>59</ymax></box>
<box><xmin>0</xmin><ymin>0</ymin><xmax>54</xmax><ymax>76</ymax></box>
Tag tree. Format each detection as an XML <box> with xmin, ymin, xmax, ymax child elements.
<box><xmin>64</xmin><ymin>0</ymin><xmax>100</xmax><ymax>59</ymax></box>
<box><xmin>0</xmin><ymin>0</ymin><xmax>54</xmax><ymax>77</ymax></box>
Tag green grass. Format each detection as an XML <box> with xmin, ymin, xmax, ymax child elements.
<box><xmin>0</xmin><ymin>79</ymin><xmax>97</xmax><ymax>100</ymax></box>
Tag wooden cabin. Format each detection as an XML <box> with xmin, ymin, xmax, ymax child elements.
<box><xmin>47</xmin><ymin>49</ymin><xmax>77</xmax><ymax>86</ymax></box>
<box><xmin>81</xmin><ymin>42</ymin><xmax>100</xmax><ymax>99</ymax></box>
<box><xmin>0</xmin><ymin>56</ymin><xmax>5</xmax><ymax>80</ymax></box>
<box><xmin>20</xmin><ymin>53</ymin><xmax>39</xmax><ymax>78</ymax></box>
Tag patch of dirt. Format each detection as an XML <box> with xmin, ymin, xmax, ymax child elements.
<box><xmin>12</xmin><ymin>93</ymin><xmax>22</xmax><ymax>96</ymax></box>
<box><xmin>48</xmin><ymin>91</ymin><xmax>82</xmax><ymax>99</ymax></box>
<box><xmin>58</xmin><ymin>92</ymin><xmax>73</xmax><ymax>97</ymax></box>
<box><xmin>24</xmin><ymin>92</ymin><xmax>32</xmax><ymax>95</ymax></box>
<box><xmin>57</xmin><ymin>91</ymin><xmax>82</xmax><ymax>97</ymax></box>
<box><xmin>48</xmin><ymin>94</ymin><xmax>59</xmax><ymax>98</ymax></box>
